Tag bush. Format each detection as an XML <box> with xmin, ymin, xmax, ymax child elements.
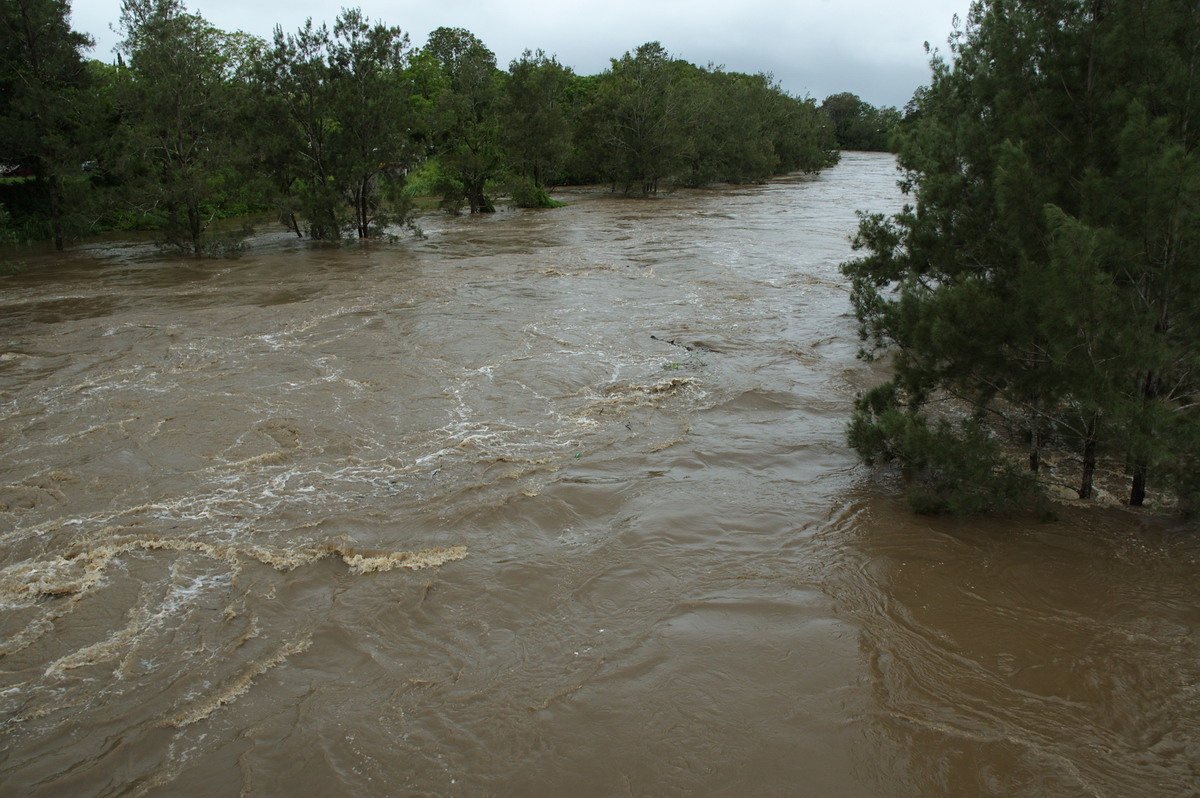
<box><xmin>507</xmin><ymin>177</ymin><xmax>566</xmax><ymax>209</ymax></box>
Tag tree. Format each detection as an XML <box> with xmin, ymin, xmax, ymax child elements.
<box><xmin>674</xmin><ymin>67</ymin><xmax>778</xmax><ymax>186</ymax></box>
<box><xmin>570</xmin><ymin>46</ymin><xmax>835</xmax><ymax>193</ymax></box>
<box><xmin>820</xmin><ymin>92</ymin><xmax>900</xmax><ymax>152</ymax></box>
<box><xmin>326</xmin><ymin>9</ymin><xmax>418</xmax><ymax>237</ymax></box>
<box><xmin>588</xmin><ymin>42</ymin><xmax>687</xmax><ymax>195</ymax></box>
<box><xmin>422</xmin><ymin>27</ymin><xmax>503</xmax><ymax>213</ymax></box>
<box><xmin>259</xmin><ymin>9</ymin><xmax>419</xmax><ymax>239</ymax></box>
<box><xmin>502</xmin><ymin>48</ymin><xmax>573</xmax><ymax>206</ymax></box>
<box><xmin>761</xmin><ymin>85</ymin><xmax>838</xmax><ymax>174</ymax></box>
<box><xmin>116</xmin><ymin>0</ymin><xmax>254</xmax><ymax>255</ymax></box>
<box><xmin>0</xmin><ymin>0</ymin><xmax>93</xmax><ymax>249</ymax></box>
<box><xmin>257</xmin><ymin>19</ymin><xmax>340</xmax><ymax>238</ymax></box>
<box><xmin>843</xmin><ymin>0</ymin><xmax>1200</xmax><ymax>513</ymax></box>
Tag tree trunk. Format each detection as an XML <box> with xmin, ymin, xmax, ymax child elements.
<box><xmin>1129</xmin><ymin>370</ymin><xmax>1160</xmax><ymax>506</ymax></box>
<box><xmin>48</xmin><ymin>172</ymin><xmax>64</xmax><ymax>251</ymax></box>
<box><xmin>1027</xmin><ymin>409</ymin><xmax>1041</xmax><ymax>473</ymax></box>
<box><xmin>467</xmin><ymin>180</ymin><xmax>492</xmax><ymax>213</ymax></box>
<box><xmin>187</xmin><ymin>203</ymin><xmax>202</xmax><ymax>257</ymax></box>
<box><xmin>1079</xmin><ymin>411</ymin><xmax>1098</xmax><ymax>499</ymax></box>
<box><xmin>357</xmin><ymin>178</ymin><xmax>370</xmax><ymax>238</ymax></box>
<box><xmin>1130</xmin><ymin>465</ymin><xmax>1147</xmax><ymax>506</ymax></box>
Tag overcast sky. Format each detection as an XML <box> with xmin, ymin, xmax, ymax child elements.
<box><xmin>71</xmin><ymin>0</ymin><xmax>970</xmax><ymax>109</ymax></box>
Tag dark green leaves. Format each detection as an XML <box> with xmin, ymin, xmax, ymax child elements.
<box><xmin>0</xmin><ymin>0</ymin><xmax>93</xmax><ymax>249</ymax></box>
<box><xmin>844</xmin><ymin>0</ymin><xmax>1200</xmax><ymax>513</ymax></box>
<box><xmin>260</xmin><ymin>10</ymin><xmax>418</xmax><ymax>239</ymax></box>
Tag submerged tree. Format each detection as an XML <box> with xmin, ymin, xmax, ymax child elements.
<box><xmin>584</xmin><ymin>42</ymin><xmax>687</xmax><ymax>195</ymax></box>
<box><xmin>819</xmin><ymin>92</ymin><xmax>900</xmax><ymax>152</ymax></box>
<box><xmin>571</xmin><ymin>43</ymin><xmax>835</xmax><ymax>194</ymax></box>
<box><xmin>260</xmin><ymin>8</ymin><xmax>418</xmax><ymax>239</ymax></box>
<box><xmin>421</xmin><ymin>27</ymin><xmax>503</xmax><ymax>213</ymax></box>
<box><xmin>501</xmin><ymin>48</ymin><xmax>573</xmax><ymax>206</ymax></box>
<box><xmin>676</xmin><ymin>68</ymin><xmax>780</xmax><ymax>186</ymax></box>
<box><xmin>116</xmin><ymin>0</ymin><xmax>254</xmax><ymax>255</ymax></box>
<box><xmin>843</xmin><ymin>0</ymin><xmax>1200</xmax><ymax>513</ymax></box>
<box><xmin>0</xmin><ymin>0</ymin><xmax>93</xmax><ymax>249</ymax></box>
<box><xmin>326</xmin><ymin>9</ymin><xmax>419</xmax><ymax>237</ymax></box>
<box><xmin>3</xmin><ymin>6</ymin><xmax>847</xmax><ymax>245</ymax></box>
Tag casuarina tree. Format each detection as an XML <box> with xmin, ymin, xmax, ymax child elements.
<box><xmin>843</xmin><ymin>0</ymin><xmax>1200</xmax><ymax>513</ymax></box>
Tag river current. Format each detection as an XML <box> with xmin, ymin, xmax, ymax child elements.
<box><xmin>1</xmin><ymin>152</ymin><xmax>1198</xmax><ymax>796</ymax></box>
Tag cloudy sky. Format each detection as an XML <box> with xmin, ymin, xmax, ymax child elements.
<box><xmin>71</xmin><ymin>0</ymin><xmax>970</xmax><ymax>109</ymax></box>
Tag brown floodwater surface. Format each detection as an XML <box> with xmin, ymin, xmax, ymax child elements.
<box><xmin>1</xmin><ymin>153</ymin><xmax>1198</xmax><ymax>796</ymax></box>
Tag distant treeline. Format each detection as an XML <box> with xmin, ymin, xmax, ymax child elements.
<box><xmin>0</xmin><ymin>0</ymin><xmax>901</xmax><ymax>253</ymax></box>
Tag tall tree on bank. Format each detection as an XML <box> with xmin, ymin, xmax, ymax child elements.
<box><xmin>571</xmin><ymin>44</ymin><xmax>835</xmax><ymax>193</ymax></box>
<box><xmin>0</xmin><ymin>0</ymin><xmax>93</xmax><ymax>250</ymax></box>
<box><xmin>676</xmin><ymin>68</ymin><xmax>779</xmax><ymax>186</ymax></box>
<box><xmin>843</xmin><ymin>0</ymin><xmax>1200</xmax><ymax>513</ymax></box>
<box><xmin>761</xmin><ymin>82</ymin><xmax>838</xmax><ymax>174</ymax></box>
<box><xmin>116</xmin><ymin>0</ymin><xmax>252</xmax><ymax>255</ymax></box>
<box><xmin>326</xmin><ymin>9</ymin><xmax>417</xmax><ymax>237</ymax></box>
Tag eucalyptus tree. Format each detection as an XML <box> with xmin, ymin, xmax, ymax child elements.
<box><xmin>261</xmin><ymin>9</ymin><xmax>419</xmax><ymax>239</ymax></box>
<box><xmin>0</xmin><ymin>0</ymin><xmax>93</xmax><ymax>249</ymax></box>
<box><xmin>843</xmin><ymin>0</ymin><xmax>1200</xmax><ymax>512</ymax></box>
<box><xmin>116</xmin><ymin>0</ymin><xmax>254</xmax><ymax>254</ymax></box>
<box><xmin>257</xmin><ymin>19</ymin><xmax>338</xmax><ymax>237</ymax></box>
<box><xmin>421</xmin><ymin>26</ymin><xmax>503</xmax><ymax>213</ymax></box>
<box><xmin>327</xmin><ymin>10</ymin><xmax>420</xmax><ymax>237</ymax></box>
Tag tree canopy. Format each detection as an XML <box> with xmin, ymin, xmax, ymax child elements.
<box><xmin>0</xmin><ymin>0</ymin><xmax>92</xmax><ymax>249</ymax></box>
<box><xmin>819</xmin><ymin>92</ymin><xmax>900</xmax><ymax>152</ymax></box>
<box><xmin>258</xmin><ymin>9</ymin><xmax>419</xmax><ymax>240</ymax></box>
<box><xmin>843</xmin><ymin>0</ymin><xmax>1200</xmax><ymax>514</ymax></box>
<box><xmin>0</xmin><ymin>1</ymin><xmax>841</xmax><ymax>248</ymax></box>
<box><xmin>114</xmin><ymin>0</ymin><xmax>255</xmax><ymax>254</ymax></box>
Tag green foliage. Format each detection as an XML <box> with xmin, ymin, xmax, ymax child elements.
<box><xmin>0</xmin><ymin>202</ymin><xmax>21</xmax><ymax>245</ymax></box>
<box><xmin>571</xmin><ymin>43</ymin><xmax>836</xmax><ymax>195</ymax></box>
<box><xmin>820</xmin><ymin>93</ymin><xmax>900</xmax><ymax>152</ymax></box>
<box><xmin>502</xmin><ymin>49</ymin><xmax>573</xmax><ymax>192</ymax></box>
<box><xmin>400</xmin><ymin>159</ymin><xmax>443</xmax><ymax>202</ymax></box>
<box><xmin>421</xmin><ymin>27</ymin><xmax>504</xmax><ymax>214</ymax></box>
<box><xmin>586</xmin><ymin>42</ymin><xmax>688</xmax><ymax>195</ymax></box>
<box><xmin>4</xmin><ymin>8</ymin><xmax>845</xmax><ymax>245</ymax></box>
<box><xmin>844</xmin><ymin>0</ymin><xmax>1200</xmax><ymax>512</ymax></box>
<box><xmin>676</xmin><ymin>69</ymin><xmax>782</xmax><ymax>186</ymax></box>
<box><xmin>258</xmin><ymin>9</ymin><xmax>420</xmax><ymax>240</ymax></box>
<box><xmin>849</xmin><ymin>385</ymin><xmax>1045</xmax><ymax>515</ymax></box>
<box><xmin>506</xmin><ymin>176</ymin><xmax>566</xmax><ymax>209</ymax></box>
<box><xmin>115</xmin><ymin>0</ymin><xmax>258</xmax><ymax>255</ymax></box>
<box><xmin>0</xmin><ymin>0</ymin><xmax>94</xmax><ymax>249</ymax></box>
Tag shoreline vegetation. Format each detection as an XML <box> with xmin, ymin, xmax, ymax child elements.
<box><xmin>0</xmin><ymin>0</ymin><xmax>901</xmax><ymax>256</ymax></box>
<box><xmin>842</xmin><ymin>0</ymin><xmax>1199</xmax><ymax>518</ymax></box>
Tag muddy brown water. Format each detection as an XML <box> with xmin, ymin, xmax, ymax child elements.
<box><xmin>1</xmin><ymin>152</ymin><xmax>1198</xmax><ymax>797</ymax></box>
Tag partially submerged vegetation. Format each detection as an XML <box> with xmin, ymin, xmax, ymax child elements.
<box><xmin>844</xmin><ymin>0</ymin><xmax>1200</xmax><ymax>516</ymax></box>
<box><xmin>0</xmin><ymin>0</ymin><xmax>862</xmax><ymax>253</ymax></box>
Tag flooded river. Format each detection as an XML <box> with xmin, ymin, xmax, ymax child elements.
<box><xmin>2</xmin><ymin>152</ymin><xmax>1198</xmax><ymax>796</ymax></box>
